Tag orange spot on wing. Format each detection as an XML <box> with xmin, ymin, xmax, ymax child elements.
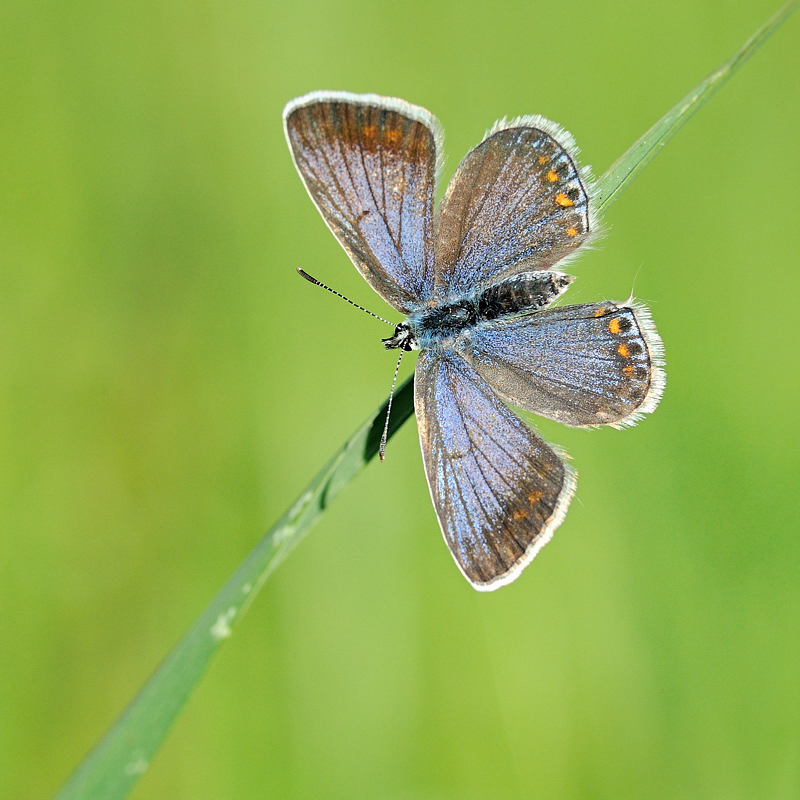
<box><xmin>361</xmin><ymin>124</ymin><xmax>378</xmax><ymax>142</ymax></box>
<box><xmin>617</xmin><ymin>344</ymin><xmax>630</xmax><ymax>358</ymax></box>
<box><xmin>384</xmin><ymin>128</ymin><xmax>402</xmax><ymax>145</ymax></box>
<box><xmin>527</xmin><ymin>490</ymin><xmax>543</xmax><ymax>505</ymax></box>
<box><xmin>555</xmin><ymin>192</ymin><xmax>574</xmax><ymax>208</ymax></box>
<box><xmin>512</xmin><ymin>509</ymin><xmax>527</xmax><ymax>521</ymax></box>
<box><xmin>547</xmin><ymin>170</ymin><xmax>559</xmax><ymax>182</ymax></box>
<box><xmin>609</xmin><ymin>318</ymin><xmax>622</xmax><ymax>334</ymax></box>
<box><xmin>538</xmin><ymin>155</ymin><xmax>547</xmax><ymax>164</ymax></box>
<box><xmin>622</xmin><ymin>365</ymin><xmax>635</xmax><ymax>378</ymax></box>
<box><xmin>567</xmin><ymin>226</ymin><xmax>578</xmax><ymax>237</ymax></box>
<box><xmin>594</xmin><ymin>307</ymin><xmax>607</xmax><ymax>317</ymax></box>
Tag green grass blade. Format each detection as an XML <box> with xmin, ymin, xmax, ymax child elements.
<box><xmin>595</xmin><ymin>0</ymin><xmax>798</xmax><ymax>211</ymax></box>
<box><xmin>53</xmin><ymin>379</ymin><xmax>414</xmax><ymax>800</ymax></box>
<box><xmin>52</xmin><ymin>6</ymin><xmax>797</xmax><ymax>799</ymax></box>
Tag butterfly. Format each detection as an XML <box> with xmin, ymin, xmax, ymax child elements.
<box><xmin>283</xmin><ymin>91</ymin><xmax>665</xmax><ymax>591</ymax></box>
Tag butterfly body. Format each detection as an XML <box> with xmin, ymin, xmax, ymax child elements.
<box><xmin>384</xmin><ymin>271</ymin><xmax>574</xmax><ymax>352</ymax></box>
<box><xmin>284</xmin><ymin>91</ymin><xmax>665</xmax><ymax>591</ymax></box>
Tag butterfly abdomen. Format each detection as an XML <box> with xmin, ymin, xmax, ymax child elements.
<box><xmin>402</xmin><ymin>270</ymin><xmax>574</xmax><ymax>352</ymax></box>
<box><xmin>475</xmin><ymin>272</ymin><xmax>573</xmax><ymax>322</ymax></box>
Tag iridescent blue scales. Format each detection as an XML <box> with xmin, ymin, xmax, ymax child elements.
<box><xmin>284</xmin><ymin>92</ymin><xmax>665</xmax><ymax>590</ymax></box>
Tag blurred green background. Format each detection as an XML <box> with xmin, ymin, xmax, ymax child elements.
<box><xmin>2</xmin><ymin>1</ymin><xmax>799</xmax><ymax>798</ymax></box>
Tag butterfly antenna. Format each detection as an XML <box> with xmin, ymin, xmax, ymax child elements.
<box><xmin>297</xmin><ymin>268</ymin><xmax>395</xmax><ymax>326</ymax></box>
<box><xmin>379</xmin><ymin>351</ymin><xmax>404</xmax><ymax>462</ymax></box>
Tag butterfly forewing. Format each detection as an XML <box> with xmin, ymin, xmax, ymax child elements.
<box><xmin>415</xmin><ymin>350</ymin><xmax>576</xmax><ymax>590</ymax></box>
<box><xmin>284</xmin><ymin>92</ymin><xmax>441</xmax><ymax>312</ymax></box>
<box><xmin>434</xmin><ymin>120</ymin><xmax>593</xmax><ymax>298</ymax></box>
<box><xmin>463</xmin><ymin>302</ymin><xmax>665</xmax><ymax>427</ymax></box>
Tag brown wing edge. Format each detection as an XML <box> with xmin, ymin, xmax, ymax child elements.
<box><xmin>283</xmin><ymin>90</ymin><xmax>445</xmax><ymax>194</ymax></box>
<box><xmin>607</xmin><ymin>299</ymin><xmax>667</xmax><ymax>429</ymax></box>
<box><xmin>470</xmin><ymin>451</ymin><xmax>577</xmax><ymax>592</ymax></box>
<box><xmin>484</xmin><ymin>113</ymin><xmax>604</xmax><ymax>264</ymax></box>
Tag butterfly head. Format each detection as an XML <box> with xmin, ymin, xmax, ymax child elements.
<box><xmin>382</xmin><ymin>321</ymin><xmax>418</xmax><ymax>352</ymax></box>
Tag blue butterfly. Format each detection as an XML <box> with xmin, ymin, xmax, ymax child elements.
<box><xmin>284</xmin><ymin>91</ymin><xmax>665</xmax><ymax>591</ymax></box>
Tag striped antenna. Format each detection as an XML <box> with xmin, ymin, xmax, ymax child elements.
<box><xmin>297</xmin><ymin>269</ymin><xmax>395</xmax><ymax>326</ymax></box>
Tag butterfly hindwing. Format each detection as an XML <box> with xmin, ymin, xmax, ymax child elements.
<box><xmin>284</xmin><ymin>92</ymin><xmax>441</xmax><ymax>312</ymax></box>
<box><xmin>462</xmin><ymin>301</ymin><xmax>665</xmax><ymax>428</ymax></box>
<box><xmin>434</xmin><ymin>119</ymin><xmax>595</xmax><ymax>298</ymax></box>
<box><xmin>415</xmin><ymin>349</ymin><xmax>576</xmax><ymax>590</ymax></box>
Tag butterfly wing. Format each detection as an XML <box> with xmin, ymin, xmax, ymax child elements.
<box><xmin>415</xmin><ymin>349</ymin><xmax>576</xmax><ymax>591</ymax></box>
<box><xmin>462</xmin><ymin>302</ymin><xmax>666</xmax><ymax>428</ymax></box>
<box><xmin>284</xmin><ymin>92</ymin><xmax>442</xmax><ymax>312</ymax></box>
<box><xmin>433</xmin><ymin>117</ymin><xmax>595</xmax><ymax>298</ymax></box>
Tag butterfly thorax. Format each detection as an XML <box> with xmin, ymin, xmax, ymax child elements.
<box><xmin>383</xmin><ymin>271</ymin><xmax>573</xmax><ymax>352</ymax></box>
